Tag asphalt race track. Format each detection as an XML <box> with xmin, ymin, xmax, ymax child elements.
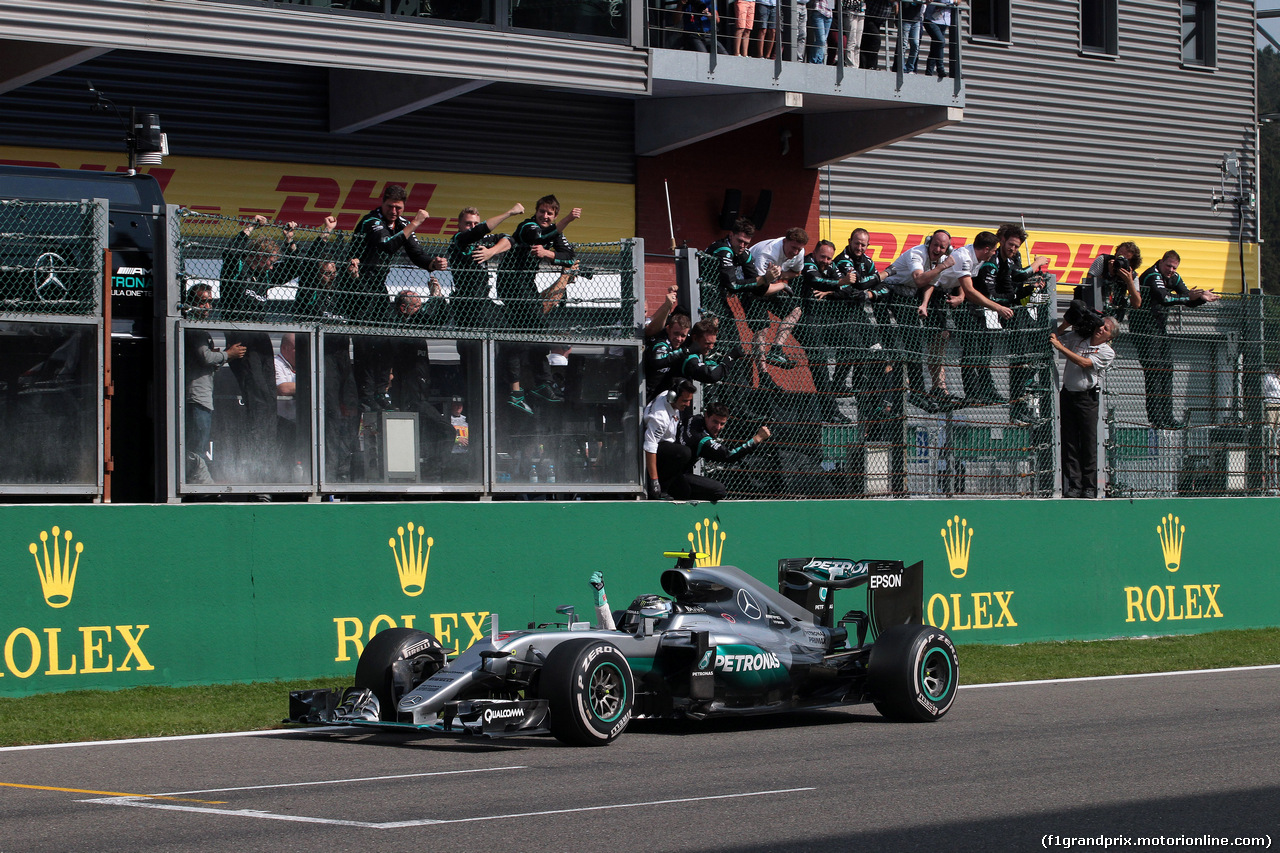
<box><xmin>2</xmin><ymin>667</ymin><xmax>1278</xmax><ymax>853</ymax></box>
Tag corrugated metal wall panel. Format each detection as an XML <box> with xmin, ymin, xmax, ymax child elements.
<box><xmin>0</xmin><ymin>52</ymin><xmax>636</xmax><ymax>182</ymax></box>
<box><xmin>0</xmin><ymin>0</ymin><xmax>650</xmax><ymax>95</ymax></box>
<box><xmin>824</xmin><ymin>0</ymin><xmax>1257</xmax><ymax>241</ymax></box>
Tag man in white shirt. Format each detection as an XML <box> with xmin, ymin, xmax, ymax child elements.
<box><xmin>746</xmin><ymin>227</ymin><xmax>809</xmax><ymax>372</ymax></box>
<box><xmin>1051</xmin><ymin>315</ymin><xmax>1117</xmax><ymax>498</ymax></box>
<box><xmin>881</xmin><ymin>229</ymin><xmax>956</xmax><ymax>404</ymax></box>
<box><xmin>943</xmin><ymin>231</ymin><xmax>1006</xmax><ymax>405</ymax></box>
<box><xmin>642</xmin><ymin>379</ymin><xmax>696</xmax><ymax>500</ymax></box>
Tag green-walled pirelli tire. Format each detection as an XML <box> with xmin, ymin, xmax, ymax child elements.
<box><xmin>539</xmin><ymin>638</ymin><xmax>635</xmax><ymax>746</ymax></box>
<box><xmin>867</xmin><ymin>624</ymin><xmax>959</xmax><ymax>722</ymax></box>
<box><xmin>353</xmin><ymin>628</ymin><xmax>447</xmax><ymax>722</ymax></box>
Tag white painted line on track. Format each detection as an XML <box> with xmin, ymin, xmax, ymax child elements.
<box><xmin>153</xmin><ymin>766</ymin><xmax>527</xmax><ymax>796</ymax></box>
<box><xmin>0</xmin><ymin>727</ymin><xmax>335</xmax><ymax>753</ymax></box>
<box><xmin>961</xmin><ymin>662</ymin><xmax>1280</xmax><ymax>690</ymax></box>
<box><xmin>80</xmin><ymin>787</ymin><xmax>817</xmax><ymax>829</ymax></box>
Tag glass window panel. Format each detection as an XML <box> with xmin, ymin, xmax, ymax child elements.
<box><xmin>494</xmin><ymin>341</ymin><xmax>639</xmax><ymax>489</ymax></box>
<box><xmin>184</xmin><ymin>327</ymin><xmax>312</xmax><ymax>487</ymax></box>
<box><xmin>0</xmin><ymin>323</ymin><xmax>97</xmax><ymax>486</ymax></box>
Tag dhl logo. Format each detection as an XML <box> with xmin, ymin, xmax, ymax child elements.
<box><xmin>860</xmin><ymin>230</ymin><xmax>1114</xmax><ymax>287</ymax></box>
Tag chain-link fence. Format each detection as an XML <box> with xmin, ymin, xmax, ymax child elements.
<box><xmin>1105</xmin><ymin>293</ymin><xmax>1279</xmax><ymax>497</ymax></box>
<box><xmin>0</xmin><ymin>199</ymin><xmax>105</xmax><ymax>317</ymax></box>
<box><xmin>694</xmin><ymin>250</ymin><xmax>1058</xmax><ymax>499</ymax></box>
<box><xmin>175</xmin><ymin>212</ymin><xmax>639</xmax><ymax>341</ymax></box>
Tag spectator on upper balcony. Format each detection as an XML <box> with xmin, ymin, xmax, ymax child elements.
<box><xmin>892</xmin><ymin>0</ymin><xmax>923</xmax><ymax>72</ymax></box>
<box><xmin>839</xmin><ymin>0</ymin><xmax>865</xmax><ymax>67</ymax></box>
<box><xmin>790</xmin><ymin>0</ymin><xmax>807</xmax><ymax>61</ymax></box>
<box><xmin>923</xmin><ymin>0</ymin><xmax>954</xmax><ymax>78</ymax></box>
<box><xmin>806</xmin><ymin>0</ymin><xmax>833</xmax><ymax>63</ymax></box>
<box><xmin>753</xmin><ymin>0</ymin><xmax>778</xmax><ymax>58</ymax></box>
<box><xmin>680</xmin><ymin>0</ymin><xmax>728</xmax><ymax>52</ymax></box>
<box><xmin>733</xmin><ymin>0</ymin><xmax>755</xmax><ymax>54</ymax></box>
<box><xmin>859</xmin><ymin>0</ymin><xmax>894</xmax><ymax>70</ymax></box>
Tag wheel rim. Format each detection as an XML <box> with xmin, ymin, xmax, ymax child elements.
<box><xmin>919</xmin><ymin>647</ymin><xmax>954</xmax><ymax>702</ymax></box>
<box><xmin>589</xmin><ymin>662</ymin><xmax>627</xmax><ymax>722</ymax></box>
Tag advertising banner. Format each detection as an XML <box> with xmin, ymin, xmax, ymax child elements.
<box><xmin>0</xmin><ymin>499</ymin><xmax>1274</xmax><ymax>696</ymax></box>
<box><xmin>821</xmin><ymin>218</ymin><xmax>1258</xmax><ymax>294</ymax></box>
<box><xmin>0</xmin><ymin>146</ymin><xmax>636</xmax><ymax>243</ymax></box>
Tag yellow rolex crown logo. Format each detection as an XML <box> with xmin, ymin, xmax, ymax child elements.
<box><xmin>1157</xmin><ymin>513</ymin><xmax>1184</xmax><ymax>573</ymax></box>
<box><xmin>30</xmin><ymin>526</ymin><xmax>83</xmax><ymax>608</ymax></box>
<box><xmin>688</xmin><ymin>518</ymin><xmax>726</xmax><ymax>567</ymax></box>
<box><xmin>389</xmin><ymin>522</ymin><xmax>432</xmax><ymax>597</ymax></box>
<box><xmin>941</xmin><ymin>516</ymin><xmax>973</xmax><ymax>579</ymax></box>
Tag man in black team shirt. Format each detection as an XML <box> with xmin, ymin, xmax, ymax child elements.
<box><xmin>352</xmin><ymin>184</ymin><xmax>448</xmax><ymax>412</ymax></box>
<box><xmin>496</xmin><ymin>194</ymin><xmax>581</xmax><ymax>414</ymax></box>
<box><xmin>447</xmin><ymin>202</ymin><xmax>526</xmax><ymax>327</ymax></box>
<box><xmin>663</xmin><ymin>401</ymin><xmax>771</xmax><ymax>502</ymax></box>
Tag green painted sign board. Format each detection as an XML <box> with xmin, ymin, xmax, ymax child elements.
<box><xmin>0</xmin><ymin>499</ymin><xmax>1273</xmax><ymax>696</ymax></box>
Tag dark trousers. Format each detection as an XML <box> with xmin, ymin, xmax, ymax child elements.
<box><xmin>859</xmin><ymin>18</ymin><xmax>884</xmax><ymax>69</ymax></box>
<box><xmin>656</xmin><ymin>441</ymin><xmax>728</xmax><ymax>502</ymax></box>
<box><xmin>353</xmin><ymin>336</ymin><xmax>391</xmax><ymax>408</ymax></box>
<box><xmin>1134</xmin><ymin>334</ymin><xmax>1175</xmax><ymax>427</ymax></box>
<box><xmin>1060</xmin><ymin>387</ymin><xmax>1099</xmax><ymax>496</ymax></box>
<box><xmin>226</xmin><ymin>330</ymin><xmax>279</xmax><ymax>481</ymax></box>
<box><xmin>324</xmin><ymin>336</ymin><xmax>358</xmax><ymax>482</ymax></box>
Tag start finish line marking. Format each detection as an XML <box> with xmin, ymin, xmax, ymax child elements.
<box><xmin>81</xmin><ymin>786</ymin><xmax>817</xmax><ymax>829</ymax></box>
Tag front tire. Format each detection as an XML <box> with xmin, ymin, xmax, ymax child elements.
<box><xmin>539</xmin><ymin>638</ymin><xmax>634</xmax><ymax>746</ymax></box>
<box><xmin>868</xmin><ymin>624</ymin><xmax>958</xmax><ymax>722</ymax></box>
<box><xmin>353</xmin><ymin>627</ymin><xmax>446</xmax><ymax>721</ymax></box>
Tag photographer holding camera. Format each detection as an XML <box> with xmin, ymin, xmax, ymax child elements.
<box><xmin>1051</xmin><ymin>302</ymin><xmax>1118</xmax><ymax>498</ymax></box>
<box><xmin>1076</xmin><ymin>242</ymin><xmax>1142</xmax><ymax>322</ymax></box>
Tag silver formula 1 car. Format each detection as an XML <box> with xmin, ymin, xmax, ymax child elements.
<box><xmin>288</xmin><ymin>551</ymin><xmax>958</xmax><ymax>746</ymax></box>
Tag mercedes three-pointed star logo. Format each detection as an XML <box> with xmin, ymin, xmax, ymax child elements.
<box><xmin>33</xmin><ymin>252</ymin><xmax>68</xmax><ymax>302</ymax></box>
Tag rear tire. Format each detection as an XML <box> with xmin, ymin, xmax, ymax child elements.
<box><xmin>868</xmin><ymin>624</ymin><xmax>958</xmax><ymax>722</ymax></box>
<box><xmin>539</xmin><ymin>638</ymin><xmax>634</xmax><ymax>746</ymax></box>
<box><xmin>353</xmin><ymin>627</ymin><xmax>445</xmax><ymax>721</ymax></box>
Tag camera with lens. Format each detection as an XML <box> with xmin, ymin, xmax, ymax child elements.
<box><xmin>1108</xmin><ymin>254</ymin><xmax>1132</xmax><ymax>278</ymax></box>
<box><xmin>1063</xmin><ymin>298</ymin><xmax>1106</xmax><ymax>338</ymax></box>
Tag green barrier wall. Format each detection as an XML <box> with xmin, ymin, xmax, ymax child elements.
<box><xmin>1</xmin><ymin>498</ymin><xmax>1275</xmax><ymax>697</ymax></box>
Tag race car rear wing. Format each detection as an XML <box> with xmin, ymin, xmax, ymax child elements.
<box><xmin>777</xmin><ymin>558</ymin><xmax>924</xmax><ymax>634</ymax></box>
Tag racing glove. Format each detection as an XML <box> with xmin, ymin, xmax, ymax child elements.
<box><xmin>724</xmin><ymin>343</ymin><xmax>746</xmax><ymax>363</ymax></box>
<box><xmin>590</xmin><ymin>571</ymin><xmax>616</xmax><ymax>630</ymax></box>
<box><xmin>647</xmin><ymin>478</ymin><xmax>664</xmax><ymax>500</ymax></box>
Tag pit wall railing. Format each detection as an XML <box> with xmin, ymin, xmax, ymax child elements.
<box><xmin>171</xmin><ymin>212</ymin><xmax>644</xmax><ymax>499</ymax></box>
<box><xmin>685</xmin><ymin>249</ymin><xmax>1280</xmax><ymax>499</ymax></box>
<box><xmin>0</xmin><ymin>198</ymin><xmax>107</xmax><ymax>497</ymax></box>
<box><xmin>0</xmin><ymin>497</ymin><xmax>1272</xmax><ymax>696</ymax></box>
